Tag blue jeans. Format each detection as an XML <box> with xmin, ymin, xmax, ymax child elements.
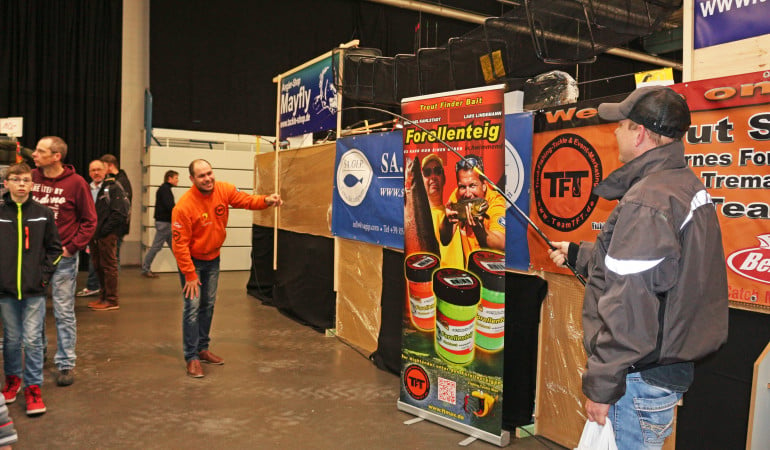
<box><xmin>0</xmin><ymin>296</ymin><xmax>46</xmax><ymax>386</ymax></box>
<box><xmin>142</xmin><ymin>221</ymin><xmax>172</xmax><ymax>273</ymax></box>
<box><xmin>48</xmin><ymin>254</ymin><xmax>79</xmax><ymax>370</ymax></box>
<box><xmin>86</xmin><ymin>253</ymin><xmax>100</xmax><ymax>291</ymax></box>
<box><xmin>610</xmin><ymin>372</ymin><xmax>681</xmax><ymax>449</ymax></box>
<box><xmin>178</xmin><ymin>257</ymin><xmax>220</xmax><ymax>361</ymax></box>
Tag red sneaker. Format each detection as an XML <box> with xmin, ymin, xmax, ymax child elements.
<box><xmin>25</xmin><ymin>385</ymin><xmax>46</xmax><ymax>416</ymax></box>
<box><xmin>1</xmin><ymin>375</ymin><xmax>22</xmax><ymax>404</ymax></box>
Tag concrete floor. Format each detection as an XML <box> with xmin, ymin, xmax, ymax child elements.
<box><xmin>9</xmin><ymin>268</ymin><xmax>564</xmax><ymax>449</ymax></box>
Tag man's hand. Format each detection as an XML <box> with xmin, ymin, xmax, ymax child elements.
<box><xmin>444</xmin><ymin>202</ymin><xmax>460</xmax><ymax>224</ymax></box>
<box><xmin>548</xmin><ymin>241</ymin><xmax>571</xmax><ymax>267</ymax></box>
<box><xmin>183</xmin><ymin>278</ymin><xmax>201</xmax><ymax>299</ymax></box>
<box><xmin>265</xmin><ymin>193</ymin><xmax>283</xmax><ymax>206</ymax></box>
<box><xmin>62</xmin><ymin>247</ymin><xmax>73</xmax><ymax>258</ymax></box>
<box><xmin>585</xmin><ymin>399</ymin><xmax>610</xmax><ymax>425</ymax></box>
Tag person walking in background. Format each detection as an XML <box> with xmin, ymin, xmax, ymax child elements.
<box><xmin>86</xmin><ymin>160</ymin><xmax>129</xmax><ymax>311</ymax></box>
<box><xmin>0</xmin><ymin>163</ymin><xmax>62</xmax><ymax>416</ymax></box>
<box><xmin>76</xmin><ymin>160</ymin><xmax>106</xmax><ymax>298</ymax></box>
<box><xmin>100</xmin><ymin>154</ymin><xmax>131</xmax><ymax>267</ymax></box>
<box><xmin>31</xmin><ymin>136</ymin><xmax>97</xmax><ymax>387</ymax></box>
<box><xmin>548</xmin><ymin>86</ymin><xmax>728</xmax><ymax>449</ymax></box>
<box><xmin>141</xmin><ymin>170</ymin><xmax>178</xmax><ymax>278</ymax></box>
<box><xmin>172</xmin><ymin>159</ymin><xmax>282</xmax><ymax>378</ymax></box>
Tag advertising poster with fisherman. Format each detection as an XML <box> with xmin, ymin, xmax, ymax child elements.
<box><xmin>527</xmin><ymin>70</ymin><xmax>770</xmax><ymax>313</ymax></box>
<box><xmin>332</xmin><ymin>131</ymin><xmax>405</xmax><ymax>249</ymax></box>
<box><xmin>398</xmin><ymin>85</ymin><xmax>509</xmax><ymax>444</ymax></box>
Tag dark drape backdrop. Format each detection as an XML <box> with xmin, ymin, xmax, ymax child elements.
<box><xmin>0</xmin><ymin>0</ymin><xmax>122</xmax><ymax>176</ymax></box>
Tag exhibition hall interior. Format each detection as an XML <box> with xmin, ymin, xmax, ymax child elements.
<box><xmin>1</xmin><ymin>0</ymin><xmax>769</xmax><ymax>448</ymax></box>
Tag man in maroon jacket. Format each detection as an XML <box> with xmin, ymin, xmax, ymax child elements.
<box><xmin>31</xmin><ymin>136</ymin><xmax>97</xmax><ymax>387</ymax></box>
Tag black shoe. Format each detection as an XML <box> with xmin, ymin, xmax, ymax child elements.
<box><xmin>56</xmin><ymin>369</ymin><xmax>74</xmax><ymax>386</ymax></box>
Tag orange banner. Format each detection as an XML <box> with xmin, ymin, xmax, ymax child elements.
<box><xmin>528</xmin><ymin>71</ymin><xmax>770</xmax><ymax>312</ymax></box>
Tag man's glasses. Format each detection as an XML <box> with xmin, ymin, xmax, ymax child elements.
<box><xmin>422</xmin><ymin>166</ymin><xmax>444</xmax><ymax>177</ymax></box>
<box><xmin>6</xmin><ymin>177</ymin><xmax>33</xmax><ymax>184</ymax></box>
<box><xmin>456</xmin><ymin>156</ymin><xmax>483</xmax><ymax>172</ymax></box>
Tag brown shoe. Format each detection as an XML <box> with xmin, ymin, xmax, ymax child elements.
<box><xmin>142</xmin><ymin>271</ymin><xmax>159</xmax><ymax>278</ymax></box>
<box><xmin>91</xmin><ymin>301</ymin><xmax>119</xmax><ymax>311</ymax></box>
<box><xmin>87</xmin><ymin>299</ymin><xmax>103</xmax><ymax>308</ymax></box>
<box><xmin>198</xmin><ymin>350</ymin><xmax>224</xmax><ymax>365</ymax></box>
<box><xmin>186</xmin><ymin>359</ymin><xmax>204</xmax><ymax>378</ymax></box>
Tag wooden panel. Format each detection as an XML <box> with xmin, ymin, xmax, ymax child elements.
<box><xmin>692</xmin><ymin>35</ymin><xmax>770</xmax><ymax>81</ymax></box>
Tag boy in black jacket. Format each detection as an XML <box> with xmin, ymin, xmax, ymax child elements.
<box><xmin>0</xmin><ymin>163</ymin><xmax>62</xmax><ymax>417</ymax></box>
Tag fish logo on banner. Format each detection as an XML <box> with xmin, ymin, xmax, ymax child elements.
<box><xmin>336</xmin><ymin>148</ymin><xmax>373</xmax><ymax>207</ymax></box>
<box><xmin>533</xmin><ymin>133</ymin><xmax>602</xmax><ymax>232</ymax></box>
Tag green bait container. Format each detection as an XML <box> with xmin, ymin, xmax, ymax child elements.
<box><xmin>467</xmin><ymin>250</ymin><xmax>505</xmax><ymax>351</ymax></box>
<box><xmin>433</xmin><ymin>268</ymin><xmax>481</xmax><ymax>365</ymax></box>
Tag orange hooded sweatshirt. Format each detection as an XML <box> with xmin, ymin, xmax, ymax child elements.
<box><xmin>172</xmin><ymin>181</ymin><xmax>269</xmax><ymax>281</ymax></box>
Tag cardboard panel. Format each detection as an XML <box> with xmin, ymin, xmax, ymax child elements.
<box><xmin>534</xmin><ymin>272</ymin><xmax>586</xmax><ymax>449</ymax></box>
<box><xmin>252</xmin><ymin>143</ymin><xmax>335</xmax><ymax>237</ymax></box>
<box><xmin>335</xmin><ymin>238</ymin><xmax>382</xmax><ymax>354</ymax></box>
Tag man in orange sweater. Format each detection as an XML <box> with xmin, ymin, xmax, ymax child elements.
<box><xmin>172</xmin><ymin>159</ymin><xmax>282</xmax><ymax>378</ymax></box>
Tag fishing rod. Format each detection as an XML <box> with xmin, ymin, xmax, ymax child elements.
<box><xmin>343</xmin><ymin>105</ymin><xmax>586</xmax><ymax>286</ymax></box>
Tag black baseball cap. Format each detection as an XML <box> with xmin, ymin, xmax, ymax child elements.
<box><xmin>598</xmin><ymin>86</ymin><xmax>691</xmax><ymax>139</ymax></box>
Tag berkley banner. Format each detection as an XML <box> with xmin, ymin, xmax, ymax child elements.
<box><xmin>332</xmin><ymin>131</ymin><xmax>405</xmax><ymax>249</ymax></box>
<box><xmin>528</xmin><ymin>71</ymin><xmax>770</xmax><ymax>313</ymax></box>
<box><xmin>398</xmin><ymin>85</ymin><xmax>509</xmax><ymax>446</ymax></box>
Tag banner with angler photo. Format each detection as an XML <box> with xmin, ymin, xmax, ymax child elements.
<box><xmin>398</xmin><ymin>85</ymin><xmax>509</xmax><ymax>446</ymax></box>
<box><xmin>528</xmin><ymin>70</ymin><xmax>770</xmax><ymax>313</ymax></box>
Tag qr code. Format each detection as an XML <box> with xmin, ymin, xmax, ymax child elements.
<box><xmin>437</xmin><ymin>377</ymin><xmax>456</xmax><ymax>404</ymax></box>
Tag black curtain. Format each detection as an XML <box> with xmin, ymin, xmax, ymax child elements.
<box><xmin>0</xmin><ymin>0</ymin><xmax>122</xmax><ymax>177</ymax></box>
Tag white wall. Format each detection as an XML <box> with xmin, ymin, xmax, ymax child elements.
<box><xmin>120</xmin><ymin>0</ymin><xmax>150</xmax><ymax>266</ymax></box>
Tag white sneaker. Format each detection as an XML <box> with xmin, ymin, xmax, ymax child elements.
<box><xmin>76</xmin><ymin>288</ymin><xmax>101</xmax><ymax>297</ymax></box>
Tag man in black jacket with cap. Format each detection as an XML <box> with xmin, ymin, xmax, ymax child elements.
<box><xmin>549</xmin><ymin>86</ymin><xmax>728</xmax><ymax>449</ymax></box>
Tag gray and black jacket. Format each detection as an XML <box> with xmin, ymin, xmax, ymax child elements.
<box><xmin>573</xmin><ymin>140</ymin><xmax>728</xmax><ymax>404</ymax></box>
<box><xmin>0</xmin><ymin>191</ymin><xmax>62</xmax><ymax>299</ymax></box>
<box><xmin>94</xmin><ymin>174</ymin><xmax>130</xmax><ymax>239</ymax></box>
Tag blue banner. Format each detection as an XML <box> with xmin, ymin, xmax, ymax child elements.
<box><xmin>278</xmin><ymin>55</ymin><xmax>338</xmax><ymax>139</ymax></box>
<box><xmin>694</xmin><ymin>0</ymin><xmax>770</xmax><ymax>49</ymax></box>
<box><xmin>504</xmin><ymin>112</ymin><xmax>534</xmax><ymax>271</ymax></box>
<box><xmin>332</xmin><ymin>131</ymin><xmax>404</xmax><ymax>249</ymax></box>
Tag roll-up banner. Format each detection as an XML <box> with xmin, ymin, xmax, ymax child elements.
<box><xmin>399</xmin><ymin>85</ymin><xmax>510</xmax><ymax>446</ymax></box>
<box><xmin>332</xmin><ymin>131</ymin><xmax>405</xmax><ymax>249</ymax></box>
<box><xmin>529</xmin><ymin>70</ymin><xmax>770</xmax><ymax>313</ymax></box>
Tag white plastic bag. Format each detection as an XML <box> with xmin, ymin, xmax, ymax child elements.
<box><xmin>574</xmin><ymin>418</ymin><xmax>619</xmax><ymax>450</ymax></box>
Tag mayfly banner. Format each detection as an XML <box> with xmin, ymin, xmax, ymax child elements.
<box><xmin>278</xmin><ymin>55</ymin><xmax>337</xmax><ymax>140</ymax></box>
<box><xmin>528</xmin><ymin>71</ymin><xmax>770</xmax><ymax>313</ymax></box>
<box><xmin>398</xmin><ymin>85</ymin><xmax>509</xmax><ymax>446</ymax></box>
<box><xmin>331</xmin><ymin>131</ymin><xmax>404</xmax><ymax>249</ymax></box>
